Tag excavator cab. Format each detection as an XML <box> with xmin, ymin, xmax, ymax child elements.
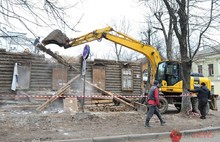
<box><xmin>155</xmin><ymin>61</ymin><xmax>182</xmax><ymax>94</ymax></box>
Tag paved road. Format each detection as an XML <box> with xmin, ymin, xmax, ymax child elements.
<box><xmin>145</xmin><ymin>131</ymin><xmax>220</xmax><ymax>142</ymax></box>
<box><xmin>54</xmin><ymin>130</ymin><xmax>220</xmax><ymax>142</ymax></box>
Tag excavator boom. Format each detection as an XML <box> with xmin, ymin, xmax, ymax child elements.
<box><xmin>42</xmin><ymin>26</ymin><xmax>162</xmax><ymax>83</ymax></box>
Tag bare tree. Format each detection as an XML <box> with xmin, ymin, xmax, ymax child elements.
<box><xmin>120</xmin><ymin>49</ymin><xmax>142</xmax><ymax>61</ymax></box>
<box><xmin>140</xmin><ymin>20</ymin><xmax>164</xmax><ymax>95</ymax></box>
<box><xmin>0</xmin><ymin>0</ymin><xmax>84</xmax><ymax>38</ymax></box>
<box><xmin>140</xmin><ymin>0</ymin><xmax>220</xmax><ymax>113</ymax></box>
<box><xmin>140</xmin><ymin>0</ymin><xmax>174</xmax><ymax>60</ymax></box>
<box><xmin>109</xmin><ymin>16</ymin><xmax>136</xmax><ymax>62</ymax></box>
<box><xmin>163</xmin><ymin>0</ymin><xmax>219</xmax><ymax>113</ymax></box>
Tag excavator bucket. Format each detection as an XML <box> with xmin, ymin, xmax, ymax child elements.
<box><xmin>42</xmin><ymin>29</ymin><xmax>69</xmax><ymax>48</ymax></box>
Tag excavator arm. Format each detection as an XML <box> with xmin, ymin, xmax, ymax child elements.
<box><xmin>42</xmin><ymin>26</ymin><xmax>162</xmax><ymax>83</ymax></box>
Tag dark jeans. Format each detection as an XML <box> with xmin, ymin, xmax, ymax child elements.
<box><xmin>145</xmin><ymin>105</ymin><xmax>163</xmax><ymax>124</ymax></box>
<box><xmin>198</xmin><ymin>100</ymin><xmax>208</xmax><ymax>118</ymax></box>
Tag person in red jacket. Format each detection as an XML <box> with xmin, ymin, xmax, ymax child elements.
<box><xmin>145</xmin><ymin>80</ymin><xmax>166</xmax><ymax>127</ymax></box>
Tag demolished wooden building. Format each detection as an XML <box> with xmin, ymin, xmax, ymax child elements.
<box><xmin>0</xmin><ymin>48</ymin><xmax>144</xmax><ymax>112</ymax></box>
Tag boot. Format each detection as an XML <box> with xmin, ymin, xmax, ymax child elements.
<box><xmin>161</xmin><ymin>120</ymin><xmax>166</xmax><ymax>126</ymax></box>
<box><xmin>157</xmin><ymin>114</ymin><xmax>166</xmax><ymax>126</ymax></box>
<box><xmin>144</xmin><ymin>122</ymin><xmax>151</xmax><ymax>127</ymax></box>
<box><xmin>200</xmin><ymin>116</ymin><xmax>206</xmax><ymax>119</ymax></box>
<box><xmin>144</xmin><ymin>120</ymin><xmax>151</xmax><ymax>127</ymax></box>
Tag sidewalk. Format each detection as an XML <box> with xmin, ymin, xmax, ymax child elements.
<box><xmin>44</xmin><ymin>126</ymin><xmax>220</xmax><ymax>142</ymax></box>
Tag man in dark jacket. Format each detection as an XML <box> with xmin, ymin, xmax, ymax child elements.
<box><xmin>145</xmin><ymin>80</ymin><xmax>166</xmax><ymax>127</ymax></box>
<box><xmin>188</xmin><ymin>82</ymin><xmax>210</xmax><ymax>119</ymax></box>
<box><xmin>33</xmin><ymin>37</ymin><xmax>40</xmax><ymax>54</ymax></box>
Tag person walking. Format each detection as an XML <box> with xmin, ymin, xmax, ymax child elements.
<box><xmin>188</xmin><ymin>82</ymin><xmax>210</xmax><ymax>119</ymax></box>
<box><xmin>145</xmin><ymin>80</ymin><xmax>166</xmax><ymax>127</ymax></box>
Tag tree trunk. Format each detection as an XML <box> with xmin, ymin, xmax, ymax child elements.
<box><xmin>166</xmin><ymin>17</ymin><xmax>173</xmax><ymax>60</ymax></box>
<box><xmin>163</xmin><ymin>0</ymin><xmax>192</xmax><ymax>113</ymax></box>
<box><xmin>181</xmin><ymin>60</ymin><xmax>192</xmax><ymax>113</ymax></box>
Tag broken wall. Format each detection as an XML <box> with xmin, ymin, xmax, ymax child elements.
<box><xmin>0</xmin><ymin>49</ymin><xmax>142</xmax><ymax>98</ymax></box>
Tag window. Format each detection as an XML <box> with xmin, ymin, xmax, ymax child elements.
<box><xmin>198</xmin><ymin>65</ymin><xmax>202</xmax><ymax>74</ymax></box>
<box><xmin>155</xmin><ymin>62</ymin><xmax>180</xmax><ymax>86</ymax></box>
<box><xmin>15</xmin><ymin>62</ymin><xmax>31</xmax><ymax>90</ymax></box>
<box><xmin>208</xmin><ymin>64</ymin><xmax>214</xmax><ymax>76</ymax></box>
<box><xmin>166</xmin><ymin>63</ymin><xmax>180</xmax><ymax>86</ymax></box>
<box><xmin>155</xmin><ymin>62</ymin><xmax>166</xmax><ymax>83</ymax></box>
<box><xmin>121</xmin><ymin>68</ymin><xmax>133</xmax><ymax>91</ymax></box>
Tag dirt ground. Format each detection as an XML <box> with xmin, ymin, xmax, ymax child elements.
<box><xmin>0</xmin><ymin>104</ymin><xmax>220</xmax><ymax>142</ymax></box>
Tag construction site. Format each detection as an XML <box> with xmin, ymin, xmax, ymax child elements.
<box><xmin>0</xmin><ymin>40</ymin><xmax>148</xmax><ymax>141</ymax></box>
<box><xmin>0</xmin><ymin>46</ymin><xmax>219</xmax><ymax>142</ymax></box>
<box><xmin>0</xmin><ymin>28</ymin><xmax>220</xmax><ymax>142</ymax></box>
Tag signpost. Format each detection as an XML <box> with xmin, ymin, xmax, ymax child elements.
<box><xmin>82</xmin><ymin>45</ymin><xmax>90</xmax><ymax>112</ymax></box>
<box><xmin>82</xmin><ymin>44</ymin><xmax>90</xmax><ymax>60</ymax></box>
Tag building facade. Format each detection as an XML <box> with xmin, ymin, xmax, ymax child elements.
<box><xmin>192</xmin><ymin>46</ymin><xmax>220</xmax><ymax>95</ymax></box>
<box><xmin>0</xmin><ymin>49</ymin><xmax>142</xmax><ymax>97</ymax></box>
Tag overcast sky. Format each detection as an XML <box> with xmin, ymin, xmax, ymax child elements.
<box><xmin>45</xmin><ymin>0</ymin><xmax>147</xmax><ymax>59</ymax></box>
<box><xmin>75</xmin><ymin>0</ymin><xmax>145</xmax><ymax>32</ymax></box>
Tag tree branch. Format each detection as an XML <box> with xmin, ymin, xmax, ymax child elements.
<box><xmin>192</xmin><ymin>0</ymin><xmax>214</xmax><ymax>59</ymax></box>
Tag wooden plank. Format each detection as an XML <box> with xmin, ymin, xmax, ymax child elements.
<box><xmin>36</xmin><ymin>85</ymin><xmax>70</xmax><ymax>111</ymax></box>
<box><xmin>91</xmin><ymin>100</ymin><xmax>113</xmax><ymax>104</ymax></box>
<box><xmin>36</xmin><ymin>74</ymin><xmax>81</xmax><ymax>111</ymax></box>
<box><xmin>4</xmin><ymin>105</ymin><xmax>40</xmax><ymax>108</ymax></box>
<box><xmin>84</xmin><ymin>80</ymin><xmax>145</xmax><ymax>110</ymax></box>
<box><xmin>84</xmin><ymin>79</ymin><xmax>135</xmax><ymax>109</ymax></box>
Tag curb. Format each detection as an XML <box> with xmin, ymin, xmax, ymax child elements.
<box><xmin>46</xmin><ymin>126</ymin><xmax>220</xmax><ymax>142</ymax></box>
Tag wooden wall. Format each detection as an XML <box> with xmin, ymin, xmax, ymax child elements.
<box><xmin>0</xmin><ymin>49</ymin><xmax>53</xmax><ymax>93</ymax></box>
<box><xmin>0</xmin><ymin>49</ymin><xmax>142</xmax><ymax>96</ymax></box>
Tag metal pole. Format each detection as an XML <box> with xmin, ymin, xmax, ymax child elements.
<box><xmin>81</xmin><ymin>44</ymin><xmax>89</xmax><ymax>112</ymax></box>
<box><xmin>82</xmin><ymin>72</ymin><xmax>86</xmax><ymax>112</ymax></box>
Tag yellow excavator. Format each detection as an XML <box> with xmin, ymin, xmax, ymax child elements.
<box><xmin>41</xmin><ymin>26</ymin><xmax>218</xmax><ymax>113</ymax></box>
